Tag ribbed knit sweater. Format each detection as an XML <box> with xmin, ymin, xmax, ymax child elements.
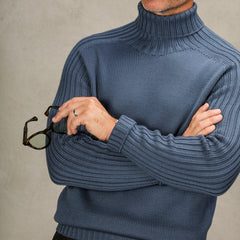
<box><xmin>45</xmin><ymin>1</ymin><xmax>240</xmax><ymax>240</ymax></box>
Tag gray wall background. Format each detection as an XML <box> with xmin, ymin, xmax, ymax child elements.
<box><xmin>0</xmin><ymin>0</ymin><xmax>239</xmax><ymax>239</ymax></box>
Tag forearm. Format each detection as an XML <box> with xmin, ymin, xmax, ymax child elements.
<box><xmin>46</xmin><ymin>123</ymin><xmax>159</xmax><ymax>190</ymax></box>
<box><xmin>107</xmin><ymin>115</ymin><xmax>238</xmax><ymax>196</ymax></box>
<box><xmin>45</xmin><ymin>41</ymin><xmax>159</xmax><ymax>190</ymax></box>
<box><xmin>106</xmin><ymin>67</ymin><xmax>240</xmax><ymax>196</ymax></box>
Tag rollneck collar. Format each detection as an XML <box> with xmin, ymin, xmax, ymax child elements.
<box><xmin>135</xmin><ymin>1</ymin><xmax>204</xmax><ymax>39</ymax></box>
<box><xmin>120</xmin><ymin>1</ymin><xmax>205</xmax><ymax>55</ymax></box>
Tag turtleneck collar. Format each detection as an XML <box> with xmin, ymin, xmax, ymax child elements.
<box><xmin>120</xmin><ymin>1</ymin><xmax>205</xmax><ymax>55</ymax></box>
<box><xmin>135</xmin><ymin>1</ymin><xmax>204</xmax><ymax>39</ymax></box>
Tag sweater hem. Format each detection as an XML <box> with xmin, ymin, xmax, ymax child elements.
<box><xmin>56</xmin><ymin>224</ymin><xmax>139</xmax><ymax>240</ymax></box>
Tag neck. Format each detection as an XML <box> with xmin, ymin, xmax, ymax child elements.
<box><xmin>136</xmin><ymin>1</ymin><xmax>203</xmax><ymax>38</ymax></box>
<box><xmin>119</xmin><ymin>1</ymin><xmax>205</xmax><ymax>56</ymax></box>
<box><xmin>142</xmin><ymin>0</ymin><xmax>194</xmax><ymax>16</ymax></box>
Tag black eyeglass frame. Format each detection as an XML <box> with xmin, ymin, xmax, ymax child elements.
<box><xmin>23</xmin><ymin>105</ymin><xmax>66</xmax><ymax>150</ymax></box>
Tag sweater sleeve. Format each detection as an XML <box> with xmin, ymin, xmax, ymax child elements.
<box><xmin>107</xmin><ymin>62</ymin><xmax>240</xmax><ymax>196</ymax></box>
<box><xmin>45</xmin><ymin>42</ymin><xmax>159</xmax><ymax>191</ymax></box>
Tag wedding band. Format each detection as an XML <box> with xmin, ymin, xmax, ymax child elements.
<box><xmin>73</xmin><ymin>109</ymin><xmax>78</xmax><ymax>117</ymax></box>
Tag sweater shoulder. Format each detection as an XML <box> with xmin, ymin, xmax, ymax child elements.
<box><xmin>70</xmin><ymin>21</ymin><xmax>133</xmax><ymax>54</ymax></box>
<box><xmin>195</xmin><ymin>26</ymin><xmax>240</xmax><ymax>68</ymax></box>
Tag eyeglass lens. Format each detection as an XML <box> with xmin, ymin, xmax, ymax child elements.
<box><xmin>28</xmin><ymin>117</ymin><xmax>67</xmax><ymax>149</ymax></box>
<box><xmin>52</xmin><ymin>117</ymin><xmax>67</xmax><ymax>133</ymax></box>
<box><xmin>29</xmin><ymin>133</ymin><xmax>50</xmax><ymax>149</ymax></box>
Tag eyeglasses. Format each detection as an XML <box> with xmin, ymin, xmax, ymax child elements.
<box><xmin>23</xmin><ymin>105</ymin><xmax>67</xmax><ymax>150</ymax></box>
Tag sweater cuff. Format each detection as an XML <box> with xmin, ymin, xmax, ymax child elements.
<box><xmin>107</xmin><ymin>115</ymin><xmax>136</xmax><ymax>153</ymax></box>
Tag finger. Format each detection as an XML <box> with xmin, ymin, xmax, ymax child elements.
<box><xmin>195</xmin><ymin>102</ymin><xmax>210</xmax><ymax>115</ymax></box>
<box><xmin>204</xmin><ymin>114</ymin><xmax>223</xmax><ymax>127</ymax></box>
<box><xmin>70</xmin><ymin>115</ymin><xmax>84</xmax><ymax>135</ymax></box>
<box><xmin>66</xmin><ymin>103</ymin><xmax>86</xmax><ymax>133</ymax></box>
<box><xmin>53</xmin><ymin>101</ymin><xmax>86</xmax><ymax>123</ymax></box>
<box><xmin>68</xmin><ymin>104</ymin><xmax>89</xmax><ymax>135</ymax></box>
<box><xmin>58</xmin><ymin>99</ymin><xmax>76</xmax><ymax>111</ymax></box>
<box><xmin>196</xmin><ymin>125</ymin><xmax>216</xmax><ymax>136</ymax></box>
<box><xmin>66</xmin><ymin>112</ymin><xmax>75</xmax><ymax>135</ymax></box>
<box><xmin>52</xmin><ymin>108</ymin><xmax>70</xmax><ymax>123</ymax></box>
<box><xmin>197</xmin><ymin>109</ymin><xmax>222</xmax><ymax>121</ymax></box>
<box><xmin>196</xmin><ymin>114</ymin><xmax>223</xmax><ymax>133</ymax></box>
<box><xmin>59</xmin><ymin>97</ymin><xmax>92</xmax><ymax>110</ymax></box>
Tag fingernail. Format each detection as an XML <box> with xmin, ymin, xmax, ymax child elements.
<box><xmin>205</xmin><ymin>103</ymin><xmax>209</xmax><ymax>106</ymax></box>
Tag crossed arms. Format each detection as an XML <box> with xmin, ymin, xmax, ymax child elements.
<box><xmin>45</xmin><ymin>40</ymin><xmax>240</xmax><ymax>196</ymax></box>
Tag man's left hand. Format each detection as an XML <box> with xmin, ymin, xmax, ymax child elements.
<box><xmin>52</xmin><ymin>97</ymin><xmax>118</xmax><ymax>141</ymax></box>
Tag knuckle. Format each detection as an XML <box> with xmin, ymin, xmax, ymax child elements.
<box><xmin>208</xmin><ymin>110</ymin><xmax>217</xmax><ymax>116</ymax></box>
<box><xmin>191</xmin><ymin>115</ymin><xmax>196</xmax><ymax>121</ymax></box>
<box><xmin>69</xmin><ymin>123</ymin><xmax>75</xmax><ymax>132</ymax></box>
<box><xmin>84</xmin><ymin>109</ymin><xmax>91</xmax><ymax>118</ymax></box>
<box><xmin>66</xmin><ymin>104</ymin><xmax>72</xmax><ymax>111</ymax></box>
<box><xmin>72</xmin><ymin>116</ymin><xmax>78</xmax><ymax>124</ymax></box>
<box><xmin>87</xmin><ymin>100</ymin><xmax>95</xmax><ymax>109</ymax></box>
<box><xmin>193</xmin><ymin>114</ymin><xmax>199</xmax><ymax>122</ymax></box>
<box><xmin>208</xmin><ymin>118</ymin><xmax>214</xmax><ymax>125</ymax></box>
<box><xmin>90</xmin><ymin>97</ymin><xmax>96</xmax><ymax>103</ymax></box>
<box><xmin>211</xmin><ymin>125</ymin><xmax>216</xmax><ymax>130</ymax></box>
<box><xmin>88</xmin><ymin>104</ymin><xmax>94</xmax><ymax>111</ymax></box>
<box><xmin>59</xmin><ymin>104</ymin><xmax>65</xmax><ymax>109</ymax></box>
<box><xmin>67</xmin><ymin>118</ymin><xmax>72</xmax><ymax>126</ymax></box>
<box><xmin>196</xmin><ymin>121</ymin><xmax>203</xmax><ymax>129</ymax></box>
<box><xmin>213</xmin><ymin>115</ymin><xmax>222</xmax><ymax>122</ymax></box>
<box><xmin>197</xmin><ymin>130</ymin><xmax>205</xmax><ymax>136</ymax></box>
<box><xmin>81</xmin><ymin>118</ymin><xmax>86</xmax><ymax>125</ymax></box>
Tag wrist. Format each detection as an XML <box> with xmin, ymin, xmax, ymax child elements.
<box><xmin>106</xmin><ymin>118</ymin><xmax>118</xmax><ymax>141</ymax></box>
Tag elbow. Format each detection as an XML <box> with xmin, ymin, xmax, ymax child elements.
<box><xmin>48</xmin><ymin>169</ymin><xmax>65</xmax><ymax>186</ymax></box>
<box><xmin>206</xmin><ymin>168</ymin><xmax>239</xmax><ymax>197</ymax></box>
<box><xmin>45</xmin><ymin>149</ymin><xmax>66</xmax><ymax>186</ymax></box>
<box><xmin>209</xmin><ymin>186</ymin><xmax>229</xmax><ymax>197</ymax></box>
<box><xmin>209</xmin><ymin>183</ymin><xmax>233</xmax><ymax>197</ymax></box>
<box><xmin>47</xmin><ymin>164</ymin><xmax>66</xmax><ymax>186</ymax></box>
<box><xmin>201</xmin><ymin>180</ymin><xmax>230</xmax><ymax>197</ymax></box>
<box><xmin>205</xmin><ymin>137</ymin><xmax>240</xmax><ymax>196</ymax></box>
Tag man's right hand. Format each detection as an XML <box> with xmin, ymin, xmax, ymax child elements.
<box><xmin>182</xmin><ymin>103</ymin><xmax>223</xmax><ymax>137</ymax></box>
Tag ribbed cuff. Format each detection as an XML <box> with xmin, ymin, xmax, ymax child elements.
<box><xmin>107</xmin><ymin>115</ymin><xmax>136</xmax><ymax>153</ymax></box>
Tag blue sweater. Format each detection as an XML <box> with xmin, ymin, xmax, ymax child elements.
<box><xmin>45</xmin><ymin>1</ymin><xmax>240</xmax><ymax>240</ymax></box>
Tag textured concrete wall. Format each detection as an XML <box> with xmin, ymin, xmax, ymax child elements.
<box><xmin>0</xmin><ymin>0</ymin><xmax>239</xmax><ymax>239</ymax></box>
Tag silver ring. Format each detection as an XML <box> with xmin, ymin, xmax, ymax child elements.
<box><xmin>73</xmin><ymin>109</ymin><xmax>78</xmax><ymax>117</ymax></box>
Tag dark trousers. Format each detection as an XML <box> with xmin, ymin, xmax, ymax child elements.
<box><xmin>52</xmin><ymin>231</ymin><xmax>76</xmax><ymax>240</ymax></box>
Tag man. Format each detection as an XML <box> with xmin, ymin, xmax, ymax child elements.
<box><xmin>47</xmin><ymin>1</ymin><xmax>240</xmax><ymax>240</ymax></box>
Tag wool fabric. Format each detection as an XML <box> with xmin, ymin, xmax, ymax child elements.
<box><xmin>45</xmin><ymin>1</ymin><xmax>240</xmax><ymax>240</ymax></box>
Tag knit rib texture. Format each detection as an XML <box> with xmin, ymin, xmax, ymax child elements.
<box><xmin>45</xmin><ymin>1</ymin><xmax>240</xmax><ymax>240</ymax></box>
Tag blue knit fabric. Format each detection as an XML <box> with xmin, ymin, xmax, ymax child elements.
<box><xmin>45</xmin><ymin>2</ymin><xmax>240</xmax><ymax>240</ymax></box>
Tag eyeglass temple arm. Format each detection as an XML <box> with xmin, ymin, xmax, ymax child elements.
<box><xmin>23</xmin><ymin>116</ymin><xmax>38</xmax><ymax>145</ymax></box>
<box><xmin>44</xmin><ymin>105</ymin><xmax>60</xmax><ymax>117</ymax></box>
<box><xmin>23</xmin><ymin>106</ymin><xmax>60</xmax><ymax>145</ymax></box>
